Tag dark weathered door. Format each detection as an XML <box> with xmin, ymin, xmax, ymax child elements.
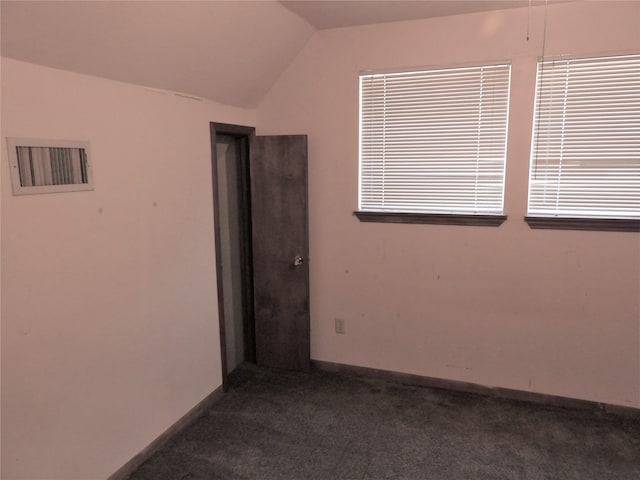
<box><xmin>250</xmin><ymin>135</ymin><xmax>310</xmax><ymax>372</ymax></box>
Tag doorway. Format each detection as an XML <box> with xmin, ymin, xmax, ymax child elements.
<box><xmin>211</xmin><ymin>123</ymin><xmax>310</xmax><ymax>389</ymax></box>
<box><xmin>211</xmin><ymin>123</ymin><xmax>256</xmax><ymax>388</ymax></box>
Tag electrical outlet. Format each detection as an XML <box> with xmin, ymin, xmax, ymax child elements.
<box><xmin>335</xmin><ymin>318</ymin><xmax>346</xmax><ymax>334</ymax></box>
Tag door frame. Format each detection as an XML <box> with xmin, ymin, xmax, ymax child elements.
<box><xmin>210</xmin><ymin>122</ymin><xmax>256</xmax><ymax>390</ymax></box>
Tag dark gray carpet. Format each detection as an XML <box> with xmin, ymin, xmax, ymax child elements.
<box><xmin>125</xmin><ymin>363</ymin><xmax>640</xmax><ymax>479</ymax></box>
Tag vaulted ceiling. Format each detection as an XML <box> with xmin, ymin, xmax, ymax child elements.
<box><xmin>280</xmin><ymin>0</ymin><xmax>551</xmax><ymax>29</ymax></box>
<box><xmin>1</xmin><ymin>0</ymin><xmax>557</xmax><ymax>108</ymax></box>
<box><xmin>1</xmin><ymin>1</ymin><xmax>314</xmax><ymax>108</ymax></box>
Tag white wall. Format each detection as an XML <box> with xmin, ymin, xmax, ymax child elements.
<box><xmin>257</xmin><ymin>1</ymin><xmax>640</xmax><ymax>408</ymax></box>
<box><xmin>1</xmin><ymin>58</ymin><xmax>255</xmax><ymax>480</ymax></box>
<box><xmin>2</xmin><ymin>3</ymin><xmax>639</xmax><ymax>478</ymax></box>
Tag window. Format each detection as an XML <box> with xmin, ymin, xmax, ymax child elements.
<box><xmin>356</xmin><ymin>63</ymin><xmax>511</xmax><ymax>226</ymax></box>
<box><xmin>7</xmin><ymin>138</ymin><xmax>93</xmax><ymax>195</ymax></box>
<box><xmin>527</xmin><ymin>54</ymin><xmax>640</xmax><ymax>231</ymax></box>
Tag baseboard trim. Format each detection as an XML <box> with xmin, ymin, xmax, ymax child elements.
<box><xmin>312</xmin><ymin>360</ymin><xmax>639</xmax><ymax>418</ymax></box>
<box><xmin>107</xmin><ymin>385</ymin><xmax>224</xmax><ymax>480</ymax></box>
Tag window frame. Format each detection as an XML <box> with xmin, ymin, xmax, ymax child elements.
<box><xmin>525</xmin><ymin>53</ymin><xmax>640</xmax><ymax>233</ymax></box>
<box><xmin>355</xmin><ymin>62</ymin><xmax>511</xmax><ymax>227</ymax></box>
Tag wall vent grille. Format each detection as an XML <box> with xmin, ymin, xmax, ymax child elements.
<box><xmin>7</xmin><ymin>138</ymin><xmax>94</xmax><ymax>195</ymax></box>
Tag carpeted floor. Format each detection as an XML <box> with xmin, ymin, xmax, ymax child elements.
<box><xmin>124</xmin><ymin>363</ymin><xmax>640</xmax><ymax>479</ymax></box>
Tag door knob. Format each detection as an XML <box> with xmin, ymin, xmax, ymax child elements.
<box><xmin>293</xmin><ymin>255</ymin><xmax>304</xmax><ymax>267</ymax></box>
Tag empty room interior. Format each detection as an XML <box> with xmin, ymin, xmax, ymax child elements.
<box><xmin>1</xmin><ymin>1</ymin><xmax>639</xmax><ymax>479</ymax></box>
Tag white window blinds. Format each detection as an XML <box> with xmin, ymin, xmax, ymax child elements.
<box><xmin>359</xmin><ymin>64</ymin><xmax>511</xmax><ymax>215</ymax></box>
<box><xmin>528</xmin><ymin>54</ymin><xmax>640</xmax><ymax>219</ymax></box>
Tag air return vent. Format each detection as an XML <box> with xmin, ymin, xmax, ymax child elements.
<box><xmin>7</xmin><ymin>138</ymin><xmax>94</xmax><ymax>195</ymax></box>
